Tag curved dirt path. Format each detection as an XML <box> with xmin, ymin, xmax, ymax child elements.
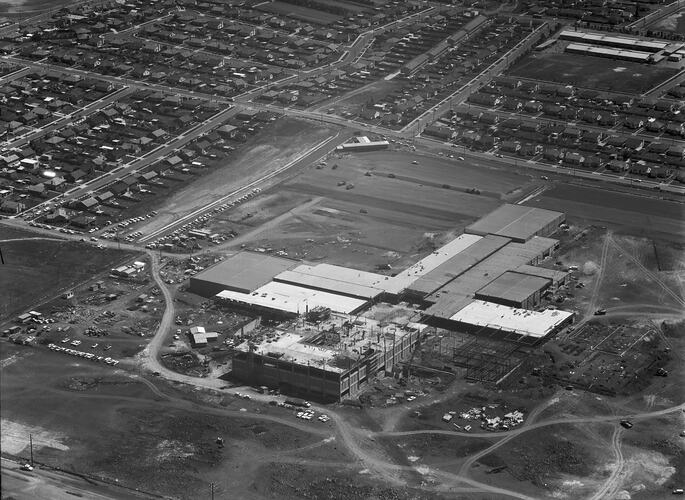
<box><xmin>589</xmin><ymin>425</ymin><xmax>625</xmax><ymax>500</ymax></box>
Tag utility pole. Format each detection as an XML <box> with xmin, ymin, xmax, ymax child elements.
<box><xmin>210</xmin><ymin>482</ymin><xmax>215</xmax><ymax>500</ymax></box>
<box><xmin>29</xmin><ymin>434</ymin><xmax>34</xmax><ymax>466</ymax></box>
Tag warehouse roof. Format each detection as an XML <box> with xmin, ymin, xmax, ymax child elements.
<box><xmin>275</xmin><ymin>263</ymin><xmax>387</xmax><ymax>300</ymax></box>
<box><xmin>465</xmin><ymin>204</ymin><xmax>563</xmax><ymax>242</ymax></box>
<box><xmin>192</xmin><ymin>252</ymin><xmax>297</xmax><ymax>293</ymax></box>
<box><xmin>476</xmin><ymin>271</ymin><xmax>551</xmax><ymax>303</ymax></box>
<box><xmin>424</xmin><ymin>236</ymin><xmax>558</xmax><ymax>318</ymax></box>
<box><xmin>216</xmin><ymin>281</ymin><xmax>367</xmax><ymax>315</ymax></box>
<box><xmin>234</xmin><ymin>313</ymin><xmax>428</xmax><ymax>373</ymax></box>
<box><xmin>449</xmin><ymin>300</ymin><xmax>574</xmax><ymax>338</ymax></box>
<box><xmin>388</xmin><ymin>233</ymin><xmax>484</xmax><ymax>294</ymax></box>
<box><xmin>407</xmin><ymin>235</ymin><xmax>510</xmax><ymax>296</ymax></box>
<box><xmin>515</xmin><ymin>264</ymin><xmax>568</xmax><ymax>284</ymax></box>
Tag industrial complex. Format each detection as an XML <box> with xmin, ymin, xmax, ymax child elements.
<box><xmin>3</xmin><ymin>0</ymin><xmax>683</xmax><ymax>497</ymax></box>
<box><xmin>191</xmin><ymin>204</ymin><xmax>574</xmax><ymax>400</ymax></box>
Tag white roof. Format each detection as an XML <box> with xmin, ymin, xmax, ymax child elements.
<box><xmin>247</xmin><ymin>331</ymin><xmax>344</xmax><ymax>372</ymax></box>
<box><xmin>387</xmin><ymin>234</ymin><xmax>482</xmax><ymax>293</ymax></box>
<box><xmin>276</xmin><ymin>264</ymin><xmax>387</xmax><ymax>299</ymax></box>
<box><xmin>216</xmin><ymin>281</ymin><xmax>367</xmax><ymax>315</ymax></box>
<box><xmin>449</xmin><ymin>300</ymin><xmax>574</xmax><ymax>338</ymax></box>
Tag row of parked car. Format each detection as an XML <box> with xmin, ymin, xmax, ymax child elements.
<box><xmin>144</xmin><ymin>187</ymin><xmax>261</xmax><ymax>249</ymax></box>
<box><xmin>48</xmin><ymin>343</ymin><xmax>119</xmax><ymax>365</ymax></box>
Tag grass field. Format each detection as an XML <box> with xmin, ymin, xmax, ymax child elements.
<box><xmin>527</xmin><ymin>184</ymin><xmax>685</xmax><ymax>242</ymax></box>
<box><xmin>259</xmin><ymin>1</ymin><xmax>341</xmax><ymax>25</ymax></box>
<box><xmin>508</xmin><ymin>52</ymin><xmax>679</xmax><ymax>93</ymax></box>
<box><xmin>134</xmin><ymin>117</ymin><xmax>338</xmax><ymax>239</ymax></box>
<box><xmin>221</xmin><ymin>148</ymin><xmax>534</xmax><ymax>271</ymax></box>
<box><xmin>0</xmin><ymin>0</ymin><xmax>74</xmax><ymax>14</ymax></box>
<box><xmin>0</xmin><ymin>342</ymin><xmax>328</xmax><ymax>499</ymax></box>
<box><xmin>649</xmin><ymin>10</ymin><xmax>685</xmax><ymax>34</ymax></box>
<box><xmin>0</xmin><ymin>226</ymin><xmax>138</xmax><ymax>320</ymax></box>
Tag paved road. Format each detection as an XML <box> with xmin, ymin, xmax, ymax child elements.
<box><xmin>138</xmin><ymin>132</ymin><xmax>343</xmax><ymax>243</ymax></box>
<box><xmin>464</xmin><ymin>103</ymin><xmax>685</xmax><ymax>145</ymax></box>
<box><xmin>0</xmin><ymin>458</ymin><xmax>150</xmax><ymax>500</ymax></box>
<box><xmin>2</xmin><ymin>86</ymin><xmax>134</xmax><ymax>150</ymax></box>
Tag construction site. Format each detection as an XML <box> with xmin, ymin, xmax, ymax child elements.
<box><xmin>187</xmin><ymin>203</ymin><xmax>578</xmax><ymax>401</ymax></box>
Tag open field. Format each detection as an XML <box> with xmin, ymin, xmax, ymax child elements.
<box><xmin>0</xmin><ymin>0</ymin><xmax>75</xmax><ymax>14</ymax></box>
<box><xmin>258</xmin><ymin>2</ymin><xmax>342</xmax><ymax>25</ymax></box>
<box><xmin>0</xmin><ymin>226</ymin><xmax>138</xmax><ymax>321</ymax></box>
<box><xmin>649</xmin><ymin>10</ymin><xmax>685</xmax><ymax>34</ymax></box>
<box><xmin>508</xmin><ymin>52</ymin><xmax>680</xmax><ymax>94</ymax></box>
<box><xmin>527</xmin><ymin>184</ymin><xmax>685</xmax><ymax>242</ymax></box>
<box><xmin>134</xmin><ymin>117</ymin><xmax>339</xmax><ymax>240</ymax></box>
<box><xmin>0</xmin><ymin>342</ymin><xmax>335</xmax><ymax>499</ymax></box>
<box><xmin>214</xmin><ymin>149</ymin><xmax>536</xmax><ymax>271</ymax></box>
<box><xmin>472</xmin><ymin>422</ymin><xmax>614</xmax><ymax>495</ymax></box>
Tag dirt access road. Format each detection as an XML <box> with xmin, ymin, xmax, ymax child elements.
<box><xmin>136</xmin><ymin>250</ymin><xmax>685</xmax><ymax>499</ymax></box>
<box><xmin>0</xmin><ymin>457</ymin><xmax>148</xmax><ymax>500</ymax></box>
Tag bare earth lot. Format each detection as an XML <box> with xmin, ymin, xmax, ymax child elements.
<box><xmin>527</xmin><ymin>184</ymin><xmax>685</xmax><ymax>242</ymax></box>
<box><xmin>135</xmin><ymin>117</ymin><xmax>338</xmax><ymax>239</ymax></box>
<box><xmin>508</xmin><ymin>52</ymin><xmax>680</xmax><ymax>93</ymax></box>
<box><xmin>221</xmin><ymin>149</ymin><xmax>534</xmax><ymax>271</ymax></box>
<box><xmin>258</xmin><ymin>1</ymin><xmax>342</xmax><ymax>25</ymax></box>
<box><xmin>0</xmin><ymin>0</ymin><xmax>73</xmax><ymax>14</ymax></box>
<box><xmin>0</xmin><ymin>226</ymin><xmax>138</xmax><ymax>320</ymax></box>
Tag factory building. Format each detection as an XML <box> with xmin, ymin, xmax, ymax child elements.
<box><xmin>232</xmin><ymin>314</ymin><xmax>427</xmax><ymax>402</ymax></box>
<box><xmin>475</xmin><ymin>271</ymin><xmax>551</xmax><ymax>309</ymax></box>
<box><xmin>336</xmin><ymin>136</ymin><xmax>390</xmax><ymax>152</ymax></box>
<box><xmin>216</xmin><ymin>281</ymin><xmax>369</xmax><ymax>318</ymax></box>
<box><xmin>565</xmin><ymin>43</ymin><xmax>653</xmax><ymax>63</ymax></box>
<box><xmin>465</xmin><ymin>204</ymin><xmax>565</xmax><ymax>243</ymax></box>
<box><xmin>559</xmin><ymin>30</ymin><xmax>672</xmax><ymax>53</ymax></box>
<box><xmin>445</xmin><ymin>300</ymin><xmax>574</xmax><ymax>344</ymax></box>
<box><xmin>274</xmin><ymin>263</ymin><xmax>389</xmax><ymax>300</ymax></box>
<box><xmin>189</xmin><ymin>252</ymin><xmax>297</xmax><ymax>297</ymax></box>
<box><xmin>197</xmin><ymin>204</ymin><xmax>574</xmax><ymax>399</ymax></box>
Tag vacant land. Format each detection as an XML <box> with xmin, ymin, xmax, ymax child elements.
<box><xmin>135</xmin><ymin>117</ymin><xmax>339</xmax><ymax>239</ymax></box>
<box><xmin>219</xmin><ymin>149</ymin><xmax>535</xmax><ymax>271</ymax></box>
<box><xmin>649</xmin><ymin>10</ymin><xmax>685</xmax><ymax>34</ymax></box>
<box><xmin>527</xmin><ymin>184</ymin><xmax>685</xmax><ymax>242</ymax></box>
<box><xmin>259</xmin><ymin>2</ymin><xmax>342</xmax><ymax>25</ymax></box>
<box><xmin>473</xmin><ymin>423</ymin><xmax>612</xmax><ymax>495</ymax></box>
<box><xmin>0</xmin><ymin>0</ymin><xmax>74</xmax><ymax>14</ymax></box>
<box><xmin>0</xmin><ymin>342</ymin><xmax>331</xmax><ymax>499</ymax></box>
<box><xmin>509</xmin><ymin>52</ymin><xmax>679</xmax><ymax>93</ymax></box>
<box><xmin>0</xmin><ymin>225</ymin><xmax>138</xmax><ymax>320</ymax></box>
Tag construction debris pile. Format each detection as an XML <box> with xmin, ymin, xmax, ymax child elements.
<box><xmin>443</xmin><ymin>406</ymin><xmax>525</xmax><ymax>432</ymax></box>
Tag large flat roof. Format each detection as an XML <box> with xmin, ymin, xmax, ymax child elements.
<box><xmin>465</xmin><ymin>204</ymin><xmax>563</xmax><ymax>242</ymax></box>
<box><xmin>516</xmin><ymin>264</ymin><xmax>568</xmax><ymax>284</ymax></box>
<box><xmin>407</xmin><ymin>235</ymin><xmax>510</xmax><ymax>296</ymax></box>
<box><xmin>234</xmin><ymin>313</ymin><xmax>428</xmax><ymax>372</ymax></box>
<box><xmin>216</xmin><ymin>281</ymin><xmax>367</xmax><ymax>315</ymax></box>
<box><xmin>449</xmin><ymin>300</ymin><xmax>574</xmax><ymax>338</ymax></box>
<box><xmin>193</xmin><ymin>252</ymin><xmax>297</xmax><ymax>293</ymax></box>
<box><xmin>388</xmin><ymin>233</ymin><xmax>484</xmax><ymax>294</ymax></box>
<box><xmin>476</xmin><ymin>271</ymin><xmax>550</xmax><ymax>303</ymax></box>
<box><xmin>424</xmin><ymin>236</ymin><xmax>558</xmax><ymax>318</ymax></box>
<box><xmin>275</xmin><ymin>264</ymin><xmax>387</xmax><ymax>300</ymax></box>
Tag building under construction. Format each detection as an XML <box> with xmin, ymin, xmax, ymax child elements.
<box><xmin>209</xmin><ymin>204</ymin><xmax>576</xmax><ymax>400</ymax></box>
<box><xmin>232</xmin><ymin>313</ymin><xmax>428</xmax><ymax>402</ymax></box>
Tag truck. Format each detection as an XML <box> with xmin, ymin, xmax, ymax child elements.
<box><xmin>285</xmin><ymin>398</ymin><xmax>311</xmax><ymax>408</ymax></box>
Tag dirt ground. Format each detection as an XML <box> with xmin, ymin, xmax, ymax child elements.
<box><xmin>208</xmin><ymin>148</ymin><xmax>534</xmax><ymax>272</ymax></box>
<box><xmin>135</xmin><ymin>118</ymin><xmax>337</xmax><ymax>240</ymax></box>
<box><xmin>528</xmin><ymin>184</ymin><xmax>685</xmax><ymax>242</ymax></box>
<box><xmin>508</xmin><ymin>52</ymin><xmax>681</xmax><ymax>94</ymax></box>
<box><xmin>0</xmin><ymin>226</ymin><xmax>138</xmax><ymax>321</ymax></box>
<box><xmin>0</xmin><ymin>341</ymin><xmax>338</xmax><ymax>499</ymax></box>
